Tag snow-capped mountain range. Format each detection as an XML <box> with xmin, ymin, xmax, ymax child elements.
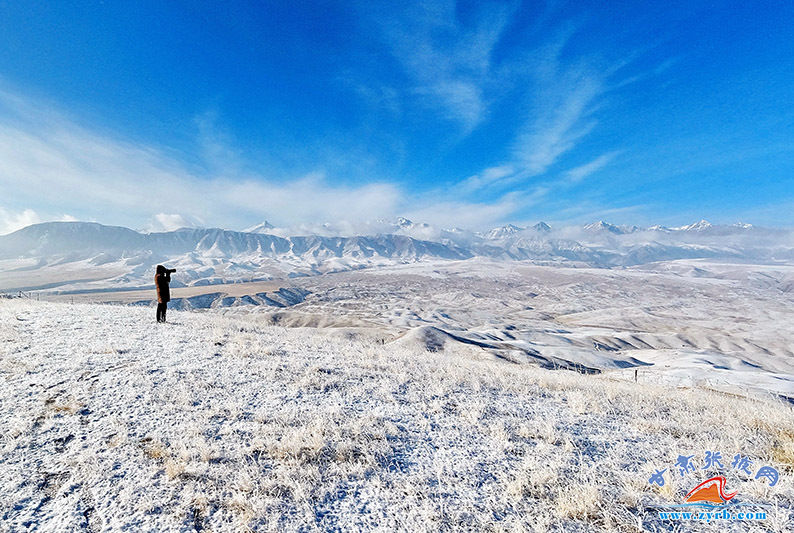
<box><xmin>0</xmin><ymin>219</ymin><xmax>791</xmax><ymax>292</ymax></box>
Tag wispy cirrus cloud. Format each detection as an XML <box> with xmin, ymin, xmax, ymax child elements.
<box><xmin>507</xmin><ymin>28</ymin><xmax>611</xmax><ymax>176</ymax></box>
<box><xmin>359</xmin><ymin>5</ymin><xmax>640</xmax><ymax>206</ymax></box>
<box><xmin>563</xmin><ymin>151</ymin><xmax>621</xmax><ymax>183</ymax></box>
<box><xmin>0</xmin><ymin>7</ymin><xmax>669</xmax><ymax>236</ymax></box>
<box><xmin>512</xmin><ymin>77</ymin><xmax>602</xmax><ymax>177</ymax></box>
<box><xmin>459</xmin><ymin>24</ymin><xmax>635</xmax><ymax>194</ymax></box>
<box><xmin>458</xmin><ymin>164</ymin><xmax>515</xmax><ymax>193</ymax></box>
<box><xmin>366</xmin><ymin>1</ymin><xmax>514</xmax><ymax>132</ymax></box>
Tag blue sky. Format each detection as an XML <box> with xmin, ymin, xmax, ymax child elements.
<box><xmin>0</xmin><ymin>0</ymin><xmax>792</xmax><ymax>233</ymax></box>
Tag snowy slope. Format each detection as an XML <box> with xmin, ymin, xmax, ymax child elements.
<box><xmin>1</xmin><ymin>300</ymin><xmax>792</xmax><ymax>531</ymax></box>
<box><xmin>216</xmin><ymin>257</ymin><xmax>794</xmax><ymax>401</ymax></box>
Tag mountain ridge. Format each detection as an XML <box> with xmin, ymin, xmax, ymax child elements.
<box><xmin>1</xmin><ymin>220</ymin><xmax>792</xmax><ymax>292</ymax></box>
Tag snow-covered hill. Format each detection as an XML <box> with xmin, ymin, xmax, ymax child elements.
<box><xmin>1</xmin><ymin>300</ymin><xmax>791</xmax><ymax>531</ymax></box>
<box><xmin>0</xmin><ymin>222</ymin><xmax>473</xmax><ymax>292</ymax></box>
<box><xmin>0</xmin><ymin>219</ymin><xmax>792</xmax><ymax>292</ymax></box>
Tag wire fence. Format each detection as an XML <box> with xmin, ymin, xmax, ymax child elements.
<box><xmin>0</xmin><ymin>291</ymin><xmax>43</xmax><ymax>301</ymax></box>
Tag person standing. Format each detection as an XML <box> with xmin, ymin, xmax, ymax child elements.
<box><xmin>155</xmin><ymin>264</ymin><xmax>176</xmax><ymax>322</ymax></box>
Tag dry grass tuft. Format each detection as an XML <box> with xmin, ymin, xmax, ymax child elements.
<box><xmin>50</xmin><ymin>399</ymin><xmax>84</xmax><ymax>415</ymax></box>
<box><xmin>555</xmin><ymin>484</ymin><xmax>603</xmax><ymax>520</ymax></box>
<box><xmin>164</xmin><ymin>458</ymin><xmax>186</xmax><ymax>480</ymax></box>
<box><xmin>771</xmin><ymin>429</ymin><xmax>794</xmax><ymax>472</ymax></box>
<box><xmin>142</xmin><ymin>440</ymin><xmax>169</xmax><ymax>461</ymax></box>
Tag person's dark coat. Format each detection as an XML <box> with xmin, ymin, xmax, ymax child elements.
<box><xmin>155</xmin><ymin>267</ymin><xmax>171</xmax><ymax>303</ymax></box>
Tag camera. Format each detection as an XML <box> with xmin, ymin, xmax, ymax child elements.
<box><xmin>169</xmin><ymin>268</ymin><xmax>177</xmax><ymax>273</ymax></box>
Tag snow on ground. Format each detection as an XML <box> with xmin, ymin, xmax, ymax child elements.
<box><xmin>219</xmin><ymin>259</ymin><xmax>794</xmax><ymax>401</ymax></box>
<box><xmin>1</xmin><ymin>300</ymin><xmax>793</xmax><ymax>531</ymax></box>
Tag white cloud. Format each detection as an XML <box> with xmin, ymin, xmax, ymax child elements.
<box><xmin>368</xmin><ymin>1</ymin><xmax>513</xmax><ymax>132</ymax></box>
<box><xmin>446</xmin><ymin>24</ymin><xmax>618</xmax><ymax>194</ymax></box>
<box><xmin>145</xmin><ymin>213</ymin><xmax>200</xmax><ymax>233</ymax></box>
<box><xmin>0</xmin><ymin>208</ymin><xmax>41</xmax><ymax>235</ymax></box>
<box><xmin>563</xmin><ymin>151</ymin><xmax>621</xmax><ymax>183</ymax></box>
<box><xmin>551</xmin><ymin>203</ymin><xmax>648</xmax><ymax>226</ymax></box>
<box><xmin>403</xmin><ymin>189</ymin><xmax>536</xmax><ymax>231</ymax></box>
<box><xmin>0</xmin><ymin>88</ymin><xmax>408</xmax><ymax>231</ymax></box>
<box><xmin>459</xmin><ymin>165</ymin><xmax>516</xmax><ymax>193</ymax></box>
<box><xmin>513</xmin><ymin>89</ymin><xmax>599</xmax><ymax>176</ymax></box>
<box><xmin>405</xmin><ymin>200</ymin><xmax>515</xmax><ymax>231</ymax></box>
<box><xmin>193</xmin><ymin>110</ymin><xmax>243</xmax><ymax>174</ymax></box>
<box><xmin>0</xmin><ymin>208</ymin><xmax>85</xmax><ymax>235</ymax></box>
<box><xmin>0</xmin><ymin>87</ymin><xmax>529</xmax><ymax>234</ymax></box>
<box><xmin>511</xmin><ymin>27</ymin><xmax>608</xmax><ymax>177</ymax></box>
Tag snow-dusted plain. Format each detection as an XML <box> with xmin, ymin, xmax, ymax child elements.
<box><xmin>206</xmin><ymin>258</ymin><xmax>794</xmax><ymax>402</ymax></box>
<box><xmin>1</xmin><ymin>299</ymin><xmax>793</xmax><ymax>531</ymax></box>
<box><xmin>37</xmin><ymin>255</ymin><xmax>794</xmax><ymax>401</ymax></box>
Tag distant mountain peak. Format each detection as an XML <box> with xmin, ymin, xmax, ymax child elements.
<box><xmin>648</xmin><ymin>224</ymin><xmax>670</xmax><ymax>232</ymax></box>
<box><xmin>244</xmin><ymin>221</ymin><xmax>275</xmax><ymax>234</ymax></box>
<box><xmin>583</xmin><ymin>221</ymin><xmax>623</xmax><ymax>234</ymax></box>
<box><xmin>532</xmin><ymin>222</ymin><xmax>552</xmax><ymax>232</ymax></box>
<box><xmin>583</xmin><ymin>221</ymin><xmax>642</xmax><ymax>235</ymax></box>
<box><xmin>677</xmin><ymin>219</ymin><xmax>713</xmax><ymax>232</ymax></box>
<box><xmin>485</xmin><ymin>224</ymin><xmax>525</xmax><ymax>240</ymax></box>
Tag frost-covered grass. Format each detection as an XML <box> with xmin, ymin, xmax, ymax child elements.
<box><xmin>1</xmin><ymin>300</ymin><xmax>792</xmax><ymax>531</ymax></box>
